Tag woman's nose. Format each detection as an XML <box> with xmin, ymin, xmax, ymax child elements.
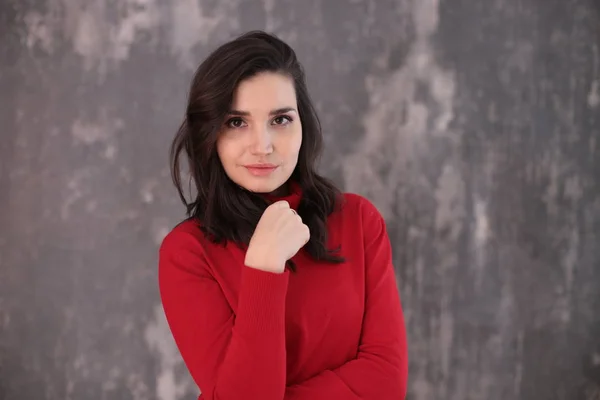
<box><xmin>249</xmin><ymin>125</ymin><xmax>273</xmax><ymax>154</ymax></box>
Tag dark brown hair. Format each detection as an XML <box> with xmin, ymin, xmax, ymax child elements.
<box><xmin>169</xmin><ymin>30</ymin><xmax>344</xmax><ymax>269</ymax></box>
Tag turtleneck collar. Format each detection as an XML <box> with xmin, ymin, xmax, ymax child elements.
<box><xmin>262</xmin><ymin>181</ymin><xmax>302</xmax><ymax>210</ymax></box>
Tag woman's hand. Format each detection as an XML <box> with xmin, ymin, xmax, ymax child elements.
<box><xmin>244</xmin><ymin>200</ymin><xmax>310</xmax><ymax>273</ymax></box>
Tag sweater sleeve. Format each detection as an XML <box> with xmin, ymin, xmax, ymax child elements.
<box><xmin>284</xmin><ymin>203</ymin><xmax>408</xmax><ymax>400</ymax></box>
<box><xmin>158</xmin><ymin>228</ymin><xmax>289</xmax><ymax>400</ymax></box>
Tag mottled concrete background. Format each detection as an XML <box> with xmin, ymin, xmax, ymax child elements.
<box><xmin>1</xmin><ymin>0</ymin><xmax>599</xmax><ymax>399</ymax></box>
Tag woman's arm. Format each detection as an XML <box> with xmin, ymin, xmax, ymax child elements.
<box><xmin>159</xmin><ymin>228</ymin><xmax>289</xmax><ymax>400</ymax></box>
<box><xmin>284</xmin><ymin>202</ymin><xmax>408</xmax><ymax>400</ymax></box>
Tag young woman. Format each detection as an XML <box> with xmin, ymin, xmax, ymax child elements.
<box><xmin>159</xmin><ymin>30</ymin><xmax>408</xmax><ymax>400</ymax></box>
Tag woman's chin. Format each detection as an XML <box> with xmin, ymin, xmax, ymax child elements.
<box><xmin>236</xmin><ymin>178</ymin><xmax>284</xmax><ymax>194</ymax></box>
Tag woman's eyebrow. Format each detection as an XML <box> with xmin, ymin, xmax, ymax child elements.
<box><xmin>227</xmin><ymin>107</ymin><xmax>298</xmax><ymax>116</ymax></box>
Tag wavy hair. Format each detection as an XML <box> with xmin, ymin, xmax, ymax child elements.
<box><xmin>169</xmin><ymin>30</ymin><xmax>344</xmax><ymax>269</ymax></box>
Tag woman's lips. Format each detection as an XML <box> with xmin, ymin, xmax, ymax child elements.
<box><xmin>244</xmin><ymin>164</ymin><xmax>278</xmax><ymax>176</ymax></box>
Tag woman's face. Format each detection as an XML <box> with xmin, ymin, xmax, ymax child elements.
<box><xmin>216</xmin><ymin>72</ymin><xmax>303</xmax><ymax>194</ymax></box>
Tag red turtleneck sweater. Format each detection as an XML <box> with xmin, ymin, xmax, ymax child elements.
<box><xmin>158</xmin><ymin>186</ymin><xmax>408</xmax><ymax>400</ymax></box>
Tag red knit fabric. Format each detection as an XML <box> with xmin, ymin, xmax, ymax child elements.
<box><xmin>159</xmin><ymin>187</ymin><xmax>408</xmax><ymax>400</ymax></box>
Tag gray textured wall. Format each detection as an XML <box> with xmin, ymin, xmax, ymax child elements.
<box><xmin>1</xmin><ymin>0</ymin><xmax>599</xmax><ymax>399</ymax></box>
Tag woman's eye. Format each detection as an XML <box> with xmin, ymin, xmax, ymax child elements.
<box><xmin>226</xmin><ymin>118</ymin><xmax>246</xmax><ymax>128</ymax></box>
<box><xmin>272</xmin><ymin>115</ymin><xmax>292</xmax><ymax>126</ymax></box>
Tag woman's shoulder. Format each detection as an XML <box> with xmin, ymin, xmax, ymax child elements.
<box><xmin>159</xmin><ymin>218</ymin><xmax>206</xmax><ymax>256</ymax></box>
<box><xmin>339</xmin><ymin>192</ymin><xmax>384</xmax><ymax>222</ymax></box>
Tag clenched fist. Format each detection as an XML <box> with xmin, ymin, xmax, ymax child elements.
<box><xmin>244</xmin><ymin>200</ymin><xmax>310</xmax><ymax>273</ymax></box>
